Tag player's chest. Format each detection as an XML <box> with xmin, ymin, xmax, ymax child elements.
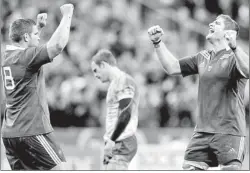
<box><xmin>106</xmin><ymin>83</ymin><xmax>118</xmax><ymax>104</ymax></box>
<box><xmin>198</xmin><ymin>55</ymin><xmax>231</xmax><ymax>79</ymax></box>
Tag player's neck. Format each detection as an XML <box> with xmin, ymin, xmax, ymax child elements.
<box><xmin>109</xmin><ymin>67</ymin><xmax>122</xmax><ymax>82</ymax></box>
<box><xmin>12</xmin><ymin>41</ymin><xmax>28</xmax><ymax>49</ymax></box>
<box><xmin>211</xmin><ymin>39</ymin><xmax>230</xmax><ymax>54</ymax></box>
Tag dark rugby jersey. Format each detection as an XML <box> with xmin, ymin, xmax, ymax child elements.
<box><xmin>1</xmin><ymin>45</ymin><xmax>53</xmax><ymax>137</ymax></box>
<box><xmin>179</xmin><ymin>48</ymin><xmax>248</xmax><ymax>136</ymax></box>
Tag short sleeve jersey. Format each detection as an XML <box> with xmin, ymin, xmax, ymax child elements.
<box><xmin>179</xmin><ymin>48</ymin><xmax>248</xmax><ymax>136</ymax></box>
<box><xmin>104</xmin><ymin>71</ymin><xmax>140</xmax><ymax>141</ymax></box>
<box><xmin>1</xmin><ymin>45</ymin><xmax>53</xmax><ymax>138</ymax></box>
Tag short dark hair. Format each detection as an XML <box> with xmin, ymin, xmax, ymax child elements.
<box><xmin>9</xmin><ymin>19</ymin><xmax>36</xmax><ymax>42</ymax></box>
<box><xmin>92</xmin><ymin>49</ymin><xmax>117</xmax><ymax>66</ymax></box>
<box><xmin>217</xmin><ymin>14</ymin><xmax>240</xmax><ymax>35</ymax></box>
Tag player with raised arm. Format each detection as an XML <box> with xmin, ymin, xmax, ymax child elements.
<box><xmin>1</xmin><ymin>4</ymin><xmax>74</xmax><ymax>170</ymax></box>
<box><xmin>91</xmin><ymin>49</ymin><xmax>140</xmax><ymax>170</ymax></box>
<box><xmin>148</xmin><ymin>15</ymin><xmax>249</xmax><ymax>170</ymax></box>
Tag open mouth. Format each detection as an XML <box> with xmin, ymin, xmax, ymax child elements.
<box><xmin>209</xmin><ymin>28</ymin><xmax>215</xmax><ymax>33</ymax></box>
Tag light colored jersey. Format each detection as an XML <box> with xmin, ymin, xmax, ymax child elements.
<box><xmin>104</xmin><ymin>71</ymin><xmax>139</xmax><ymax>141</ymax></box>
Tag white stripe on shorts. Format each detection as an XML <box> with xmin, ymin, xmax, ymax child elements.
<box><xmin>36</xmin><ymin>135</ymin><xmax>61</xmax><ymax>164</ymax></box>
<box><xmin>237</xmin><ymin>137</ymin><xmax>244</xmax><ymax>160</ymax></box>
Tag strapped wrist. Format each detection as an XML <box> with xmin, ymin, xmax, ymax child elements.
<box><xmin>152</xmin><ymin>40</ymin><xmax>161</xmax><ymax>48</ymax></box>
<box><xmin>152</xmin><ymin>39</ymin><xmax>161</xmax><ymax>45</ymax></box>
<box><xmin>231</xmin><ymin>46</ymin><xmax>237</xmax><ymax>51</ymax></box>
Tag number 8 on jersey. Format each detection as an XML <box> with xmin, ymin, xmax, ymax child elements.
<box><xmin>2</xmin><ymin>66</ymin><xmax>15</xmax><ymax>90</ymax></box>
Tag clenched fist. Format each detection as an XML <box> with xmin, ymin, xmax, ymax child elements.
<box><xmin>37</xmin><ymin>13</ymin><xmax>47</xmax><ymax>28</ymax></box>
<box><xmin>224</xmin><ymin>30</ymin><xmax>237</xmax><ymax>50</ymax></box>
<box><xmin>60</xmin><ymin>4</ymin><xmax>74</xmax><ymax>16</ymax></box>
<box><xmin>148</xmin><ymin>25</ymin><xmax>164</xmax><ymax>44</ymax></box>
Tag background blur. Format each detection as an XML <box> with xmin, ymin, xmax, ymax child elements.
<box><xmin>0</xmin><ymin>0</ymin><xmax>249</xmax><ymax>170</ymax></box>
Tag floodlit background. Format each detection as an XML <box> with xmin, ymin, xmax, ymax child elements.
<box><xmin>1</xmin><ymin>0</ymin><xmax>249</xmax><ymax>170</ymax></box>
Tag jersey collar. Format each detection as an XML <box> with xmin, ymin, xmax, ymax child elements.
<box><xmin>211</xmin><ymin>46</ymin><xmax>232</xmax><ymax>58</ymax></box>
<box><xmin>6</xmin><ymin>45</ymin><xmax>25</xmax><ymax>51</ymax></box>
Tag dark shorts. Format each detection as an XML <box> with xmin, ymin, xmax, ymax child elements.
<box><xmin>184</xmin><ymin>132</ymin><xmax>246</xmax><ymax>168</ymax></box>
<box><xmin>2</xmin><ymin>132</ymin><xmax>66</xmax><ymax>170</ymax></box>
<box><xmin>103</xmin><ymin>135</ymin><xmax>137</xmax><ymax>170</ymax></box>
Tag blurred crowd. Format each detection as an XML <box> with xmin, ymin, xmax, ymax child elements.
<box><xmin>1</xmin><ymin>0</ymin><xmax>249</xmax><ymax>128</ymax></box>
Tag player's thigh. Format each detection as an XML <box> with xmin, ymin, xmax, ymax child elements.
<box><xmin>211</xmin><ymin>134</ymin><xmax>245</xmax><ymax>167</ymax></box>
<box><xmin>20</xmin><ymin>133</ymin><xmax>66</xmax><ymax>170</ymax></box>
<box><xmin>2</xmin><ymin>138</ymin><xmax>25</xmax><ymax>170</ymax></box>
<box><xmin>104</xmin><ymin>135</ymin><xmax>137</xmax><ymax>170</ymax></box>
<box><xmin>114</xmin><ymin>135</ymin><xmax>138</xmax><ymax>162</ymax></box>
<box><xmin>183</xmin><ymin>132</ymin><xmax>213</xmax><ymax>170</ymax></box>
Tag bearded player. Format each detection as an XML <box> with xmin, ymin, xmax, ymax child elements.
<box><xmin>148</xmin><ymin>15</ymin><xmax>249</xmax><ymax>170</ymax></box>
<box><xmin>91</xmin><ymin>49</ymin><xmax>140</xmax><ymax>170</ymax></box>
<box><xmin>1</xmin><ymin>4</ymin><xmax>74</xmax><ymax>170</ymax></box>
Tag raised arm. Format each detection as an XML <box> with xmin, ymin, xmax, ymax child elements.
<box><xmin>233</xmin><ymin>47</ymin><xmax>249</xmax><ymax>78</ymax></box>
<box><xmin>226</xmin><ymin>30</ymin><xmax>249</xmax><ymax>78</ymax></box>
<box><xmin>148</xmin><ymin>25</ymin><xmax>181</xmax><ymax>76</ymax></box>
<box><xmin>46</xmin><ymin>4</ymin><xmax>74</xmax><ymax>60</ymax></box>
<box><xmin>36</xmin><ymin>13</ymin><xmax>47</xmax><ymax>36</ymax></box>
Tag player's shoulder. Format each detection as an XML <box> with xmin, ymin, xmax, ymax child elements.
<box><xmin>197</xmin><ymin>50</ymin><xmax>212</xmax><ymax>60</ymax></box>
<box><xmin>122</xmin><ymin>72</ymin><xmax>137</xmax><ymax>87</ymax></box>
<box><xmin>3</xmin><ymin>45</ymin><xmax>33</xmax><ymax>65</ymax></box>
<box><xmin>20</xmin><ymin>45</ymin><xmax>46</xmax><ymax>66</ymax></box>
<box><xmin>116</xmin><ymin>72</ymin><xmax>137</xmax><ymax>90</ymax></box>
<box><xmin>2</xmin><ymin>49</ymin><xmax>23</xmax><ymax>65</ymax></box>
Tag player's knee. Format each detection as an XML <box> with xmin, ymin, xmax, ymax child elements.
<box><xmin>220</xmin><ymin>161</ymin><xmax>241</xmax><ymax>170</ymax></box>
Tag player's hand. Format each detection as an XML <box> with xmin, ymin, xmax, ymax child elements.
<box><xmin>225</xmin><ymin>30</ymin><xmax>237</xmax><ymax>50</ymax></box>
<box><xmin>37</xmin><ymin>13</ymin><xmax>47</xmax><ymax>29</ymax></box>
<box><xmin>60</xmin><ymin>4</ymin><xmax>74</xmax><ymax>16</ymax></box>
<box><xmin>103</xmin><ymin>139</ymin><xmax>115</xmax><ymax>165</ymax></box>
<box><xmin>148</xmin><ymin>25</ymin><xmax>164</xmax><ymax>44</ymax></box>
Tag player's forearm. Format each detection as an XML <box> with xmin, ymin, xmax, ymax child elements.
<box><xmin>234</xmin><ymin>46</ymin><xmax>249</xmax><ymax>78</ymax></box>
<box><xmin>37</xmin><ymin>26</ymin><xmax>44</xmax><ymax>37</ymax></box>
<box><xmin>110</xmin><ymin>98</ymin><xmax>132</xmax><ymax>141</ymax></box>
<box><xmin>110</xmin><ymin>109</ymin><xmax>131</xmax><ymax>141</ymax></box>
<box><xmin>155</xmin><ymin>42</ymin><xmax>181</xmax><ymax>75</ymax></box>
<box><xmin>47</xmin><ymin>14</ymin><xmax>73</xmax><ymax>58</ymax></box>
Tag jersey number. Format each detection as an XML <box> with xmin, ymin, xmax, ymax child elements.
<box><xmin>2</xmin><ymin>66</ymin><xmax>15</xmax><ymax>90</ymax></box>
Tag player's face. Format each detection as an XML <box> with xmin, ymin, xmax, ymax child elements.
<box><xmin>91</xmin><ymin>61</ymin><xmax>109</xmax><ymax>83</ymax></box>
<box><xmin>27</xmin><ymin>25</ymin><xmax>40</xmax><ymax>47</ymax></box>
<box><xmin>206</xmin><ymin>17</ymin><xmax>226</xmax><ymax>41</ymax></box>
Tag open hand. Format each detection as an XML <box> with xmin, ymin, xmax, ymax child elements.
<box><xmin>103</xmin><ymin>139</ymin><xmax>115</xmax><ymax>165</ymax></box>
